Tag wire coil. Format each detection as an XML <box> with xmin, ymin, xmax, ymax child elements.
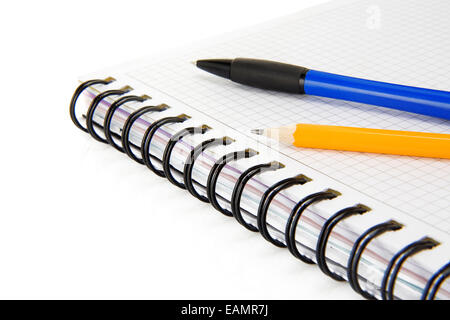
<box><xmin>381</xmin><ymin>237</ymin><xmax>439</xmax><ymax>300</ymax></box>
<box><xmin>141</xmin><ymin>114</ymin><xmax>190</xmax><ymax>177</ymax></box>
<box><xmin>285</xmin><ymin>191</ymin><xmax>339</xmax><ymax>264</ymax></box>
<box><xmin>70</xmin><ymin>78</ymin><xmax>115</xmax><ymax>132</ymax></box>
<box><xmin>347</xmin><ymin>220</ymin><xmax>403</xmax><ymax>299</ymax></box>
<box><xmin>231</xmin><ymin>161</ymin><xmax>284</xmax><ymax>232</ymax></box>
<box><xmin>122</xmin><ymin>104</ymin><xmax>169</xmax><ymax>164</ymax></box>
<box><xmin>422</xmin><ymin>262</ymin><xmax>450</xmax><ymax>300</ymax></box>
<box><xmin>207</xmin><ymin>149</ymin><xmax>259</xmax><ymax>216</ymax></box>
<box><xmin>184</xmin><ymin>137</ymin><xmax>234</xmax><ymax>202</ymax></box>
<box><xmin>70</xmin><ymin>78</ymin><xmax>448</xmax><ymax>301</ymax></box>
<box><xmin>162</xmin><ymin>125</ymin><xmax>210</xmax><ymax>189</ymax></box>
<box><xmin>257</xmin><ymin>175</ymin><xmax>311</xmax><ymax>248</ymax></box>
<box><xmin>316</xmin><ymin>204</ymin><xmax>370</xmax><ymax>281</ymax></box>
<box><xmin>104</xmin><ymin>95</ymin><xmax>149</xmax><ymax>151</ymax></box>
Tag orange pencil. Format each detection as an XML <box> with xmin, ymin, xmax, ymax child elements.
<box><xmin>252</xmin><ymin>124</ymin><xmax>450</xmax><ymax>159</ymax></box>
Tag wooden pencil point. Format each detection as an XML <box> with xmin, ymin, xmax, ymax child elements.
<box><xmin>251</xmin><ymin>128</ymin><xmax>265</xmax><ymax>135</ymax></box>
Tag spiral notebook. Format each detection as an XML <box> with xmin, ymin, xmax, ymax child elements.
<box><xmin>70</xmin><ymin>0</ymin><xmax>450</xmax><ymax>300</ymax></box>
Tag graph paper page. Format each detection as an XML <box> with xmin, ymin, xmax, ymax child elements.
<box><xmin>123</xmin><ymin>0</ymin><xmax>450</xmax><ymax>236</ymax></box>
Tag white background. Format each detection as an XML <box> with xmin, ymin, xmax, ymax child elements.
<box><xmin>0</xmin><ymin>0</ymin><xmax>360</xmax><ymax>299</ymax></box>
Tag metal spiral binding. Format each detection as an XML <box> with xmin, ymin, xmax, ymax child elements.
<box><xmin>422</xmin><ymin>262</ymin><xmax>450</xmax><ymax>300</ymax></box>
<box><xmin>86</xmin><ymin>86</ymin><xmax>134</xmax><ymax>143</ymax></box>
<box><xmin>183</xmin><ymin>137</ymin><xmax>234</xmax><ymax>203</ymax></box>
<box><xmin>141</xmin><ymin>114</ymin><xmax>191</xmax><ymax>177</ymax></box>
<box><xmin>381</xmin><ymin>237</ymin><xmax>439</xmax><ymax>300</ymax></box>
<box><xmin>162</xmin><ymin>125</ymin><xmax>211</xmax><ymax>189</ymax></box>
<box><xmin>230</xmin><ymin>162</ymin><xmax>284</xmax><ymax>232</ymax></box>
<box><xmin>104</xmin><ymin>94</ymin><xmax>150</xmax><ymax>151</ymax></box>
<box><xmin>206</xmin><ymin>149</ymin><xmax>259</xmax><ymax>216</ymax></box>
<box><xmin>69</xmin><ymin>77</ymin><xmax>115</xmax><ymax>132</ymax></box>
<box><xmin>257</xmin><ymin>175</ymin><xmax>311</xmax><ymax>248</ymax></box>
<box><xmin>285</xmin><ymin>190</ymin><xmax>339</xmax><ymax>264</ymax></box>
<box><xmin>70</xmin><ymin>78</ymin><xmax>448</xmax><ymax>301</ymax></box>
<box><xmin>347</xmin><ymin>220</ymin><xmax>403</xmax><ymax>299</ymax></box>
<box><xmin>122</xmin><ymin>104</ymin><xmax>170</xmax><ymax>164</ymax></box>
<box><xmin>316</xmin><ymin>204</ymin><xmax>371</xmax><ymax>281</ymax></box>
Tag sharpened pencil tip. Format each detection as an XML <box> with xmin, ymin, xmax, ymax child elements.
<box><xmin>190</xmin><ymin>61</ymin><xmax>197</xmax><ymax>66</ymax></box>
<box><xmin>251</xmin><ymin>129</ymin><xmax>265</xmax><ymax>135</ymax></box>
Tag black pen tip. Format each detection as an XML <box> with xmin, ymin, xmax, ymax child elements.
<box><xmin>195</xmin><ymin>59</ymin><xmax>232</xmax><ymax>80</ymax></box>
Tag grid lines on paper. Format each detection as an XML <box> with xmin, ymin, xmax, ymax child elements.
<box><xmin>127</xmin><ymin>0</ymin><xmax>450</xmax><ymax>234</ymax></box>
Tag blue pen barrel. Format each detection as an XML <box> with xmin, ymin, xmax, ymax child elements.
<box><xmin>304</xmin><ymin>70</ymin><xmax>450</xmax><ymax>121</ymax></box>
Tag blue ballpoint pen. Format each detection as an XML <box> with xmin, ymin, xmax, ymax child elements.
<box><xmin>195</xmin><ymin>58</ymin><xmax>450</xmax><ymax>121</ymax></box>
